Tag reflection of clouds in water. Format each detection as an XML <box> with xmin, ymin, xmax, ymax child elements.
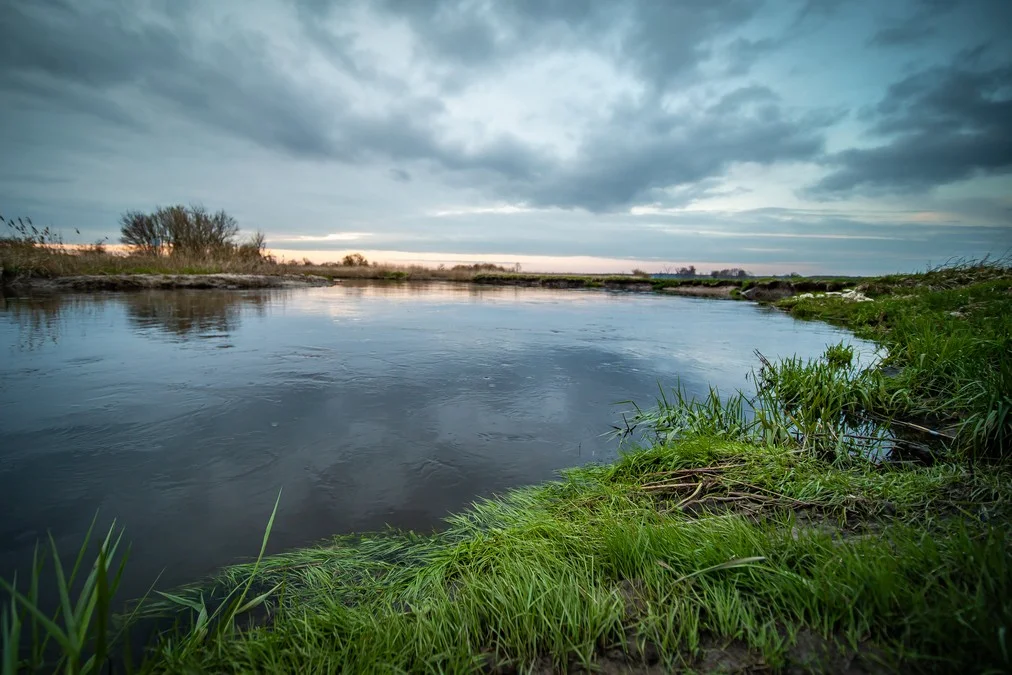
<box><xmin>0</xmin><ymin>282</ymin><xmax>880</xmax><ymax>598</ymax></box>
<box><xmin>286</xmin><ymin>280</ymin><xmax>624</xmax><ymax>316</ymax></box>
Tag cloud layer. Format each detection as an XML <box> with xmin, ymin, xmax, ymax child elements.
<box><xmin>1</xmin><ymin>0</ymin><xmax>1010</xmax><ymax>273</ymax></box>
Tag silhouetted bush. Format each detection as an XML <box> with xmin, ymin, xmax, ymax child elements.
<box><xmin>341</xmin><ymin>253</ymin><xmax>370</xmax><ymax>267</ymax></box>
<box><xmin>120</xmin><ymin>205</ymin><xmax>243</xmax><ymax>257</ymax></box>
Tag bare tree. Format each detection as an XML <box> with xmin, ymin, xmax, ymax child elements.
<box><xmin>119</xmin><ymin>211</ymin><xmax>164</xmax><ymax>255</ymax></box>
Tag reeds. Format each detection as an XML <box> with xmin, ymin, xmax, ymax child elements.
<box><xmin>780</xmin><ymin>256</ymin><xmax>1012</xmax><ymax>458</ymax></box>
<box><xmin>0</xmin><ymin>517</ymin><xmax>130</xmax><ymax>674</ymax></box>
<box><xmin>615</xmin><ymin>342</ymin><xmax>903</xmax><ymax>461</ymax></box>
<box><xmin>1</xmin><ymin>496</ymin><xmax>282</xmax><ymax>673</ymax></box>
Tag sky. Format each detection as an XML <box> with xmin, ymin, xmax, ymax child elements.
<box><xmin>1</xmin><ymin>0</ymin><xmax>1010</xmax><ymax>275</ymax></box>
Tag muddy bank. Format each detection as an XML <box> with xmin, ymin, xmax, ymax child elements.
<box><xmin>3</xmin><ymin>273</ymin><xmax>336</xmax><ymax>292</ymax></box>
<box><xmin>741</xmin><ymin>279</ymin><xmax>853</xmax><ymax>302</ymax></box>
<box><xmin>2</xmin><ymin>272</ymin><xmax>857</xmax><ymax>306</ymax></box>
<box><xmin>660</xmin><ymin>285</ymin><xmax>735</xmax><ymax>299</ymax></box>
<box><xmin>472</xmin><ymin>277</ymin><xmax>590</xmax><ymax>289</ymax></box>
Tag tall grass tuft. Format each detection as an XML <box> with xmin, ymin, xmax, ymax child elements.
<box><xmin>618</xmin><ymin>342</ymin><xmax>902</xmax><ymax>460</ymax></box>
<box><xmin>150</xmin><ymin>490</ymin><xmax>282</xmax><ymax>651</ymax></box>
<box><xmin>0</xmin><ymin>517</ymin><xmax>130</xmax><ymax>675</ymax></box>
<box><xmin>780</xmin><ymin>257</ymin><xmax>1012</xmax><ymax>458</ymax></box>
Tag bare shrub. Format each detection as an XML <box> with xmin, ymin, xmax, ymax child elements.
<box><xmin>341</xmin><ymin>253</ymin><xmax>369</xmax><ymax>267</ymax></box>
<box><xmin>235</xmin><ymin>230</ymin><xmax>269</xmax><ymax>263</ymax></box>
<box><xmin>120</xmin><ymin>205</ymin><xmax>249</xmax><ymax>258</ymax></box>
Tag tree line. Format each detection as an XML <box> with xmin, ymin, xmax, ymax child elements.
<box><xmin>657</xmin><ymin>265</ymin><xmax>753</xmax><ymax>278</ymax></box>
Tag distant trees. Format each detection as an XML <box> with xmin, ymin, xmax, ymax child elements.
<box><xmin>710</xmin><ymin>268</ymin><xmax>751</xmax><ymax>279</ymax></box>
<box><xmin>631</xmin><ymin>268</ymin><xmax>651</xmax><ymax>277</ymax></box>
<box><xmin>450</xmin><ymin>262</ymin><xmax>511</xmax><ymax>272</ymax></box>
<box><xmin>341</xmin><ymin>253</ymin><xmax>370</xmax><ymax>267</ymax></box>
<box><xmin>119</xmin><ymin>205</ymin><xmax>266</xmax><ymax>260</ymax></box>
<box><xmin>658</xmin><ymin>265</ymin><xmax>698</xmax><ymax>277</ymax></box>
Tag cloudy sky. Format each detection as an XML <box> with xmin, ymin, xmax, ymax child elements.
<box><xmin>2</xmin><ymin>0</ymin><xmax>1010</xmax><ymax>274</ymax></box>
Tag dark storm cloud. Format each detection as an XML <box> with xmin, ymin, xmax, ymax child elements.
<box><xmin>0</xmin><ymin>0</ymin><xmax>494</xmax><ymax>165</ymax></box>
<box><xmin>3</xmin><ymin>0</ymin><xmax>1009</xmax><ymax>246</ymax></box>
<box><xmin>0</xmin><ymin>0</ymin><xmax>339</xmax><ymax>157</ymax></box>
<box><xmin>2</xmin><ymin>0</ymin><xmax>834</xmax><ymax>213</ymax></box>
<box><xmin>0</xmin><ymin>0</ymin><xmax>183</xmax><ymax>87</ymax></box>
<box><xmin>619</xmin><ymin>0</ymin><xmax>760</xmax><ymax>86</ymax></box>
<box><xmin>2</xmin><ymin>73</ymin><xmax>142</xmax><ymax>129</ymax></box>
<box><xmin>342</xmin><ymin>0</ymin><xmax>765</xmax><ymax>87</ymax></box>
<box><xmin>511</xmin><ymin>89</ymin><xmax>836</xmax><ymax>211</ymax></box>
<box><xmin>807</xmin><ymin>52</ymin><xmax>1012</xmax><ymax>197</ymax></box>
<box><xmin>791</xmin><ymin>0</ymin><xmax>847</xmax><ymax>26</ymax></box>
<box><xmin>867</xmin><ymin>0</ymin><xmax>957</xmax><ymax>47</ymax></box>
<box><xmin>869</xmin><ymin>23</ymin><xmax>935</xmax><ymax>48</ymax></box>
<box><xmin>725</xmin><ymin>37</ymin><xmax>779</xmax><ymax>76</ymax></box>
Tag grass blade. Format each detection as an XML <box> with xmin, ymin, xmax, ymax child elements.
<box><xmin>657</xmin><ymin>556</ymin><xmax>767</xmax><ymax>584</ymax></box>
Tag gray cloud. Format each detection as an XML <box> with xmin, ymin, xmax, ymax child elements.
<box><xmin>869</xmin><ymin>23</ymin><xmax>936</xmax><ymax>48</ymax></box>
<box><xmin>807</xmin><ymin>52</ymin><xmax>1012</xmax><ymax>197</ymax></box>
<box><xmin>367</xmin><ymin>0</ymin><xmax>764</xmax><ymax>88</ymax></box>
<box><xmin>0</xmin><ymin>0</ymin><xmax>1009</xmax><ymax>274</ymax></box>
<box><xmin>725</xmin><ymin>37</ymin><xmax>780</xmax><ymax>75</ymax></box>
<box><xmin>2</xmin><ymin>0</ymin><xmax>833</xmax><ymax>213</ymax></box>
<box><xmin>0</xmin><ymin>0</ymin><xmax>339</xmax><ymax>157</ymax></box>
<box><xmin>507</xmin><ymin>90</ymin><xmax>835</xmax><ymax>211</ymax></box>
<box><xmin>867</xmin><ymin>0</ymin><xmax>963</xmax><ymax>48</ymax></box>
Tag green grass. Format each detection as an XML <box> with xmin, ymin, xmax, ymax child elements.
<box><xmin>1</xmin><ymin>518</ymin><xmax>133</xmax><ymax>675</ymax></box>
<box><xmin>117</xmin><ymin>444</ymin><xmax>1012</xmax><ymax>673</ymax></box>
<box><xmin>3</xmin><ymin>259</ymin><xmax>1011</xmax><ymax>673</ymax></box>
<box><xmin>778</xmin><ymin>259</ymin><xmax>1012</xmax><ymax>458</ymax></box>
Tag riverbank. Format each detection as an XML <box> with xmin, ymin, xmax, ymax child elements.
<box><xmin>2</xmin><ymin>273</ymin><xmax>336</xmax><ymax>292</ymax></box>
<box><xmin>2</xmin><ymin>267</ymin><xmax>854</xmax><ymax>302</ymax></box>
<box><xmin>1</xmin><ymin>238</ymin><xmax>860</xmax><ymax>297</ymax></box>
<box><xmin>3</xmin><ymin>261</ymin><xmax>1010</xmax><ymax>673</ymax></box>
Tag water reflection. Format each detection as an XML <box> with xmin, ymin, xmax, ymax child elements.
<box><xmin>0</xmin><ymin>283</ymin><xmax>874</xmax><ymax>602</ymax></box>
<box><xmin>124</xmin><ymin>290</ymin><xmax>284</xmax><ymax>339</ymax></box>
<box><xmin>0</xmin><ymin>293</ymin><xmax>89</xmax><ymax>351</ymax></box>
<box><xmin>0</xmin><ymin>289</ymin><xmax>290</xmax><ymax>348</ymax></box>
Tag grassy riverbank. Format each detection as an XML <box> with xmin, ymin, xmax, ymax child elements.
<box><xmin>3</xmin><ymin>261</ymin><xmax>1010</xmax><ymax>674</ymax></box>
<box><xmin>1</xmin><ymin>235</ymin><xmax>851</xmax><ymax>294</ymax></box>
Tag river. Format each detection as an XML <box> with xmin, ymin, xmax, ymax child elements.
<box><xmin>0</xmin><ymin>281</ymin><xmax>871</xmax><ymax>596</ymax></box>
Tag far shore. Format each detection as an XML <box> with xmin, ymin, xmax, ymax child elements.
<box><xmin>2</xmin><ymin>272</ymin><xmax>336</xmax><ymax>292</ymax></box>
<box><xmin>1</xmin><ymin>269</ymin><xmax>856</xmax><ymax>303</ymax></box>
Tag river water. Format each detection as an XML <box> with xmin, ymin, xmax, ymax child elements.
<box><xmin>0</xmin><ymin>282</ymin><xmax>871</xmax><ymax>596</ymax></box>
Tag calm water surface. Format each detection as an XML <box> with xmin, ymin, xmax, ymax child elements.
<box><xmin>0</xmin><ymin>282</ymin><xmax>871</xmax><ymax>595</ymax></box>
